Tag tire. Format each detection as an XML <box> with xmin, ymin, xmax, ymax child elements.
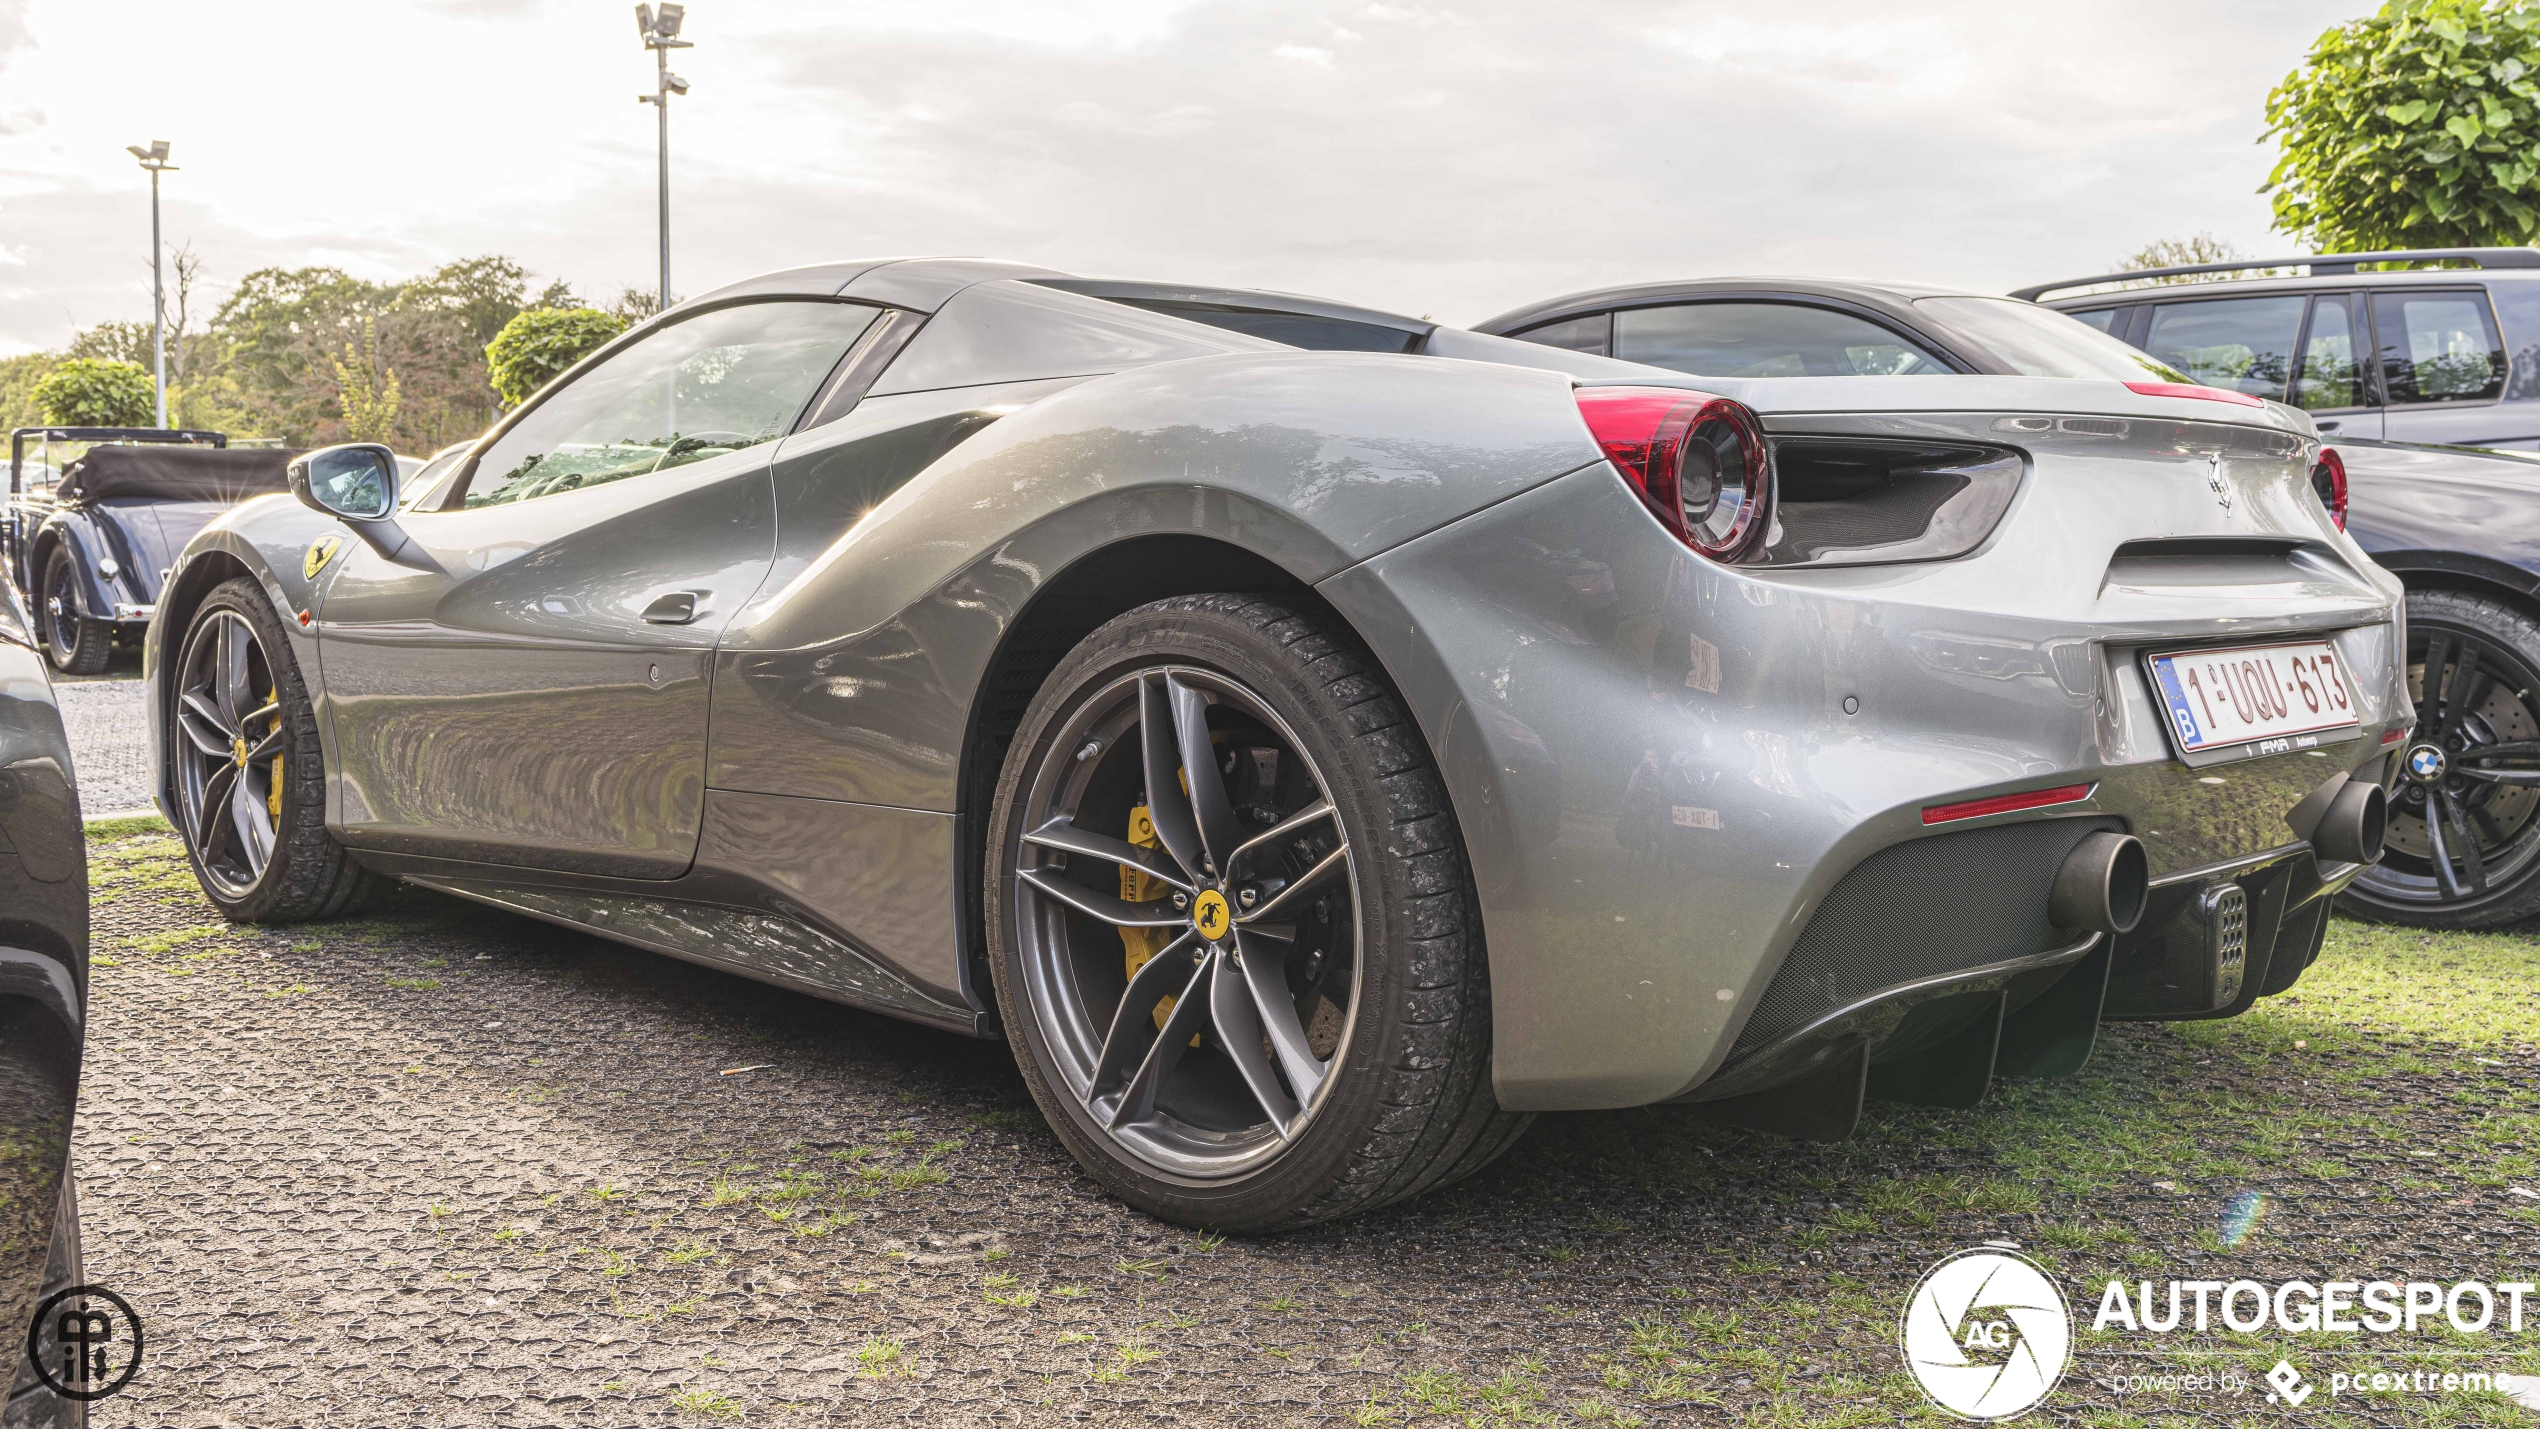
<box><xmin>167</xmin><ymin>577</ymin><xmax>393</xmax><ymax>922</ymax></box>
<box><xmin>985</xmin><ymin>594</ymin><xmax>1529</xmax><ymax>1231</ymax></box>
<box><xmin>37</xmin><ymin>550</ymin><xmax>108</xmax><ymax>677</ymax></box>
<box><xmin>3</xmin><ymin>1175</ymin><xmax>86</xmax><ymax>1429</ymax></box>
<box><xmin>2342</xmin><ymin>587</ymin><xmax>2540</xmax><ymax>928</ymax></box>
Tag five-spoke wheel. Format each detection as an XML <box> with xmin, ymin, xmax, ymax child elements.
<box><xmin>166</xmin><ymin>578</ymin><xmax>392</xmax><ymax>922</ymax></box>
<box><xmin>1010</xmin><ymin>664</ymin><xmax>1361</xmax><ymax>1178</ymax></box>
<box><xmin>172</xmin><ymin>606</ymin><xmax>287</xmax><ymax>898</ymax></box>
<box><xmin>987</xmin><ymin>595</ymin><xmax>1525</xmax><ymax>1230</ymax></box>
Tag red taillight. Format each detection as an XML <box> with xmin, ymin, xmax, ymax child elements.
<box><xmin>2122</xmin><ymin>380</ymin><xmax>2267</xmax><ymax>409</ymax></box>
<box><xmin>2312</xmin><ymin>446</ymin><xmax>2348</xmax><ymax>531</ymax></box>
<box><xmin>1922</xmin><ymin>783</ymin><xmax>2095</xmax><ymax>825</ymax></box>
<box><xmin>1574</xmin><ymin>385</ymin><xmax>1772</xmax><ymax>561</ymax></box>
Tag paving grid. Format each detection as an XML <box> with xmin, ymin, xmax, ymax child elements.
<box><xmin>54</xmin><ymin>672</ymin><xmax>149</xmax><ymax>817</ymax></box>
<box><xmin>61</xmin><ymin>824</ymin><xmax>2540</xmax><ymax>1427</ymax></box>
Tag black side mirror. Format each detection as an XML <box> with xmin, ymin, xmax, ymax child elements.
<box><xmin>288</xmin><ymin>443</ymin><xmax>398</xmax><ymax>521</ymax></box>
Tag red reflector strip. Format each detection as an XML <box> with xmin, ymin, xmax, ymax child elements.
<box><xmin>2381</xmin><ymin>728</ymin><xmax>2404</xmax><ymax>746</ymax></box>
<box><xmin>1922</xmin><ymin>783</ymin><xmax>2095</xmax><ymax>826</ymax></box>
<box><xmin>2123</xmin><ymin>380</ymin><xmax>2266</xmax><ymax>408</ymax></box>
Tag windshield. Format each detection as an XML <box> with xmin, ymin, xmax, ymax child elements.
<box><xmin>1913</xmin><ymin>296</ymin><xmax>2191</xmax><ymax>384</ymax></box>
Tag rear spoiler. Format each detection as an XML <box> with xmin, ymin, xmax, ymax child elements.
<box><xmin>2010</xmin><ymin>247</ymin><xmax>2540</xmax><ymax>303</ymax></box>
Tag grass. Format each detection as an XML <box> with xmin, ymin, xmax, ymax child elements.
<box><xmin>83</xmin><ymin>813</ymin><xmax>170</xmax><ymax>840</ymax></box>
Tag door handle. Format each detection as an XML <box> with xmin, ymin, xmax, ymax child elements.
<box><xmin>2316</xmin><ymin>420</ymin><xmax>2341</xmax><ymax>432</ymax></box>
<box><xmin>641</xmin><ymin>591</ymin><xmax>701</xmax><ymax>625</ymax></box>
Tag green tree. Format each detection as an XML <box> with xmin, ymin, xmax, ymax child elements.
<box><xmin>32</xmin><ymin>358</ymin><xmax>153</xmax><ymax>427</ymax></box>
<box><xmin>330</xmin><ymin>317</ymin><xmax>403</xmax><ymax>443</ymax></box>
<box><xmin>485</xmin><ymin>307</ymin><xmax>627</xmax><ymax>408</ymax></box>
<box><xmin>2265</xmin><ymin>0</ymin><xmax>2540</xmax><ymax>251</ymax></box>
<box><xmin>0</xmin><ymin>353</ymin><xmax>60</xmax><ymax>433</ymax></box>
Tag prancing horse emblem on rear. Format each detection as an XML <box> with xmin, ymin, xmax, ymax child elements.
<box><xmin>2206</xmin><ymin>453</ymin><xmax>2233</xmax><ymax>511</ymax></box>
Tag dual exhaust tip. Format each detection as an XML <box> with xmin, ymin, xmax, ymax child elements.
<box><xmin>2045</xmin><ymin>780</ymin><xmax>2388</xmax><ymax>937</ymax></box>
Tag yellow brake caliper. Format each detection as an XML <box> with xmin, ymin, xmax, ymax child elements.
<box><xmin>1119</xmin><ymin>803</ymin><xmax>1193</xmax><ymax>1039</ymax></box>
<box><xmin>264</xmin><ymin>679</ymin><xmax>283</xmax><ymax>818</ymax></box>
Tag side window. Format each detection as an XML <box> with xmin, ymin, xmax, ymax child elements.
<box><xmin>2372</xmin><ymin>290</ymin><xmax>2507</xmax><ymax>404</ymax></box>
<box><xmin>1512</xmin><ymin>312</ymin><xmax>1611</xmax><ymax>357</ymax></box>
<box><xmin>2292</xmin><ymin>295</ymin><xmax>2364</xmax><ymax>411</ymax></box>
<box><xmin>457</xmin><ymin>301</ymin><xmax>880</xmax><ymax>509</ymax></box>
<box><xmin>1611</xmin><ymin>302</ymin><xmax>1950</xmax><ymax>377</ymax></box>
<box><xmin>2142</xmin><ymin>296</ymin><xmax>2304</xmax><ymax>400</ymax></box>
<box><xmin>1122</xmin><ymin>301</ymin><xmax>1418</xmax><ymax>353</ymax></box>
<box><xmin>2066</xmin><ymin>308</ymin><xmax>2121</xmax><ymax>333</ymax></box>
<box><xmin>2488</xmin><ymin>282</ymin><xmax>2540</xmax><ymax>400</ymax></box>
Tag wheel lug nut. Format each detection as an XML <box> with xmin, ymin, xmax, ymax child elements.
<box><xmin>1171</xmin><ymin>892</ymin><xmax>1189</xmax><ymax>910</ymax></box>
<box><xmin>1237</xmin><ymin>886</ymin><xmax>1257</xmax><ymax>908</ymax></box>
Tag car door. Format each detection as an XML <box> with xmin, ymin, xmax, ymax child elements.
<box><xmin>315</xmin><ymin>298</ymin><xmax>883</xmax><ymax>877</ymax></box>
<box><xmin>2139</xmin><ymin>291</ymin><xmax>2384</xmax><ymax>439</ymax></box>
<box><xmin>2370</xmin><ymin>288</ymin><xmax>2515</xmax><ymax>446</ymax></box>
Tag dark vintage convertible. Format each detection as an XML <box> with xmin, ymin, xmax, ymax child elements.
<box><xmin>7</xmin><ymin>428</ymin><xmax>294</xmax><ymax>675</ymax></box>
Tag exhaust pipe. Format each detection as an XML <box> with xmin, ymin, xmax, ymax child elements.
<box><xmin>2312</xmin><ymin>779</ymin><xmax>2388</xmax><ymax>865</ymax></box>
<box><xmin>2050</xmin><ymin>831</ymin><xmax>2148</xmax><ymax>935</ymax></box>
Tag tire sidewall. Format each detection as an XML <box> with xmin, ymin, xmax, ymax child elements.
<box><xmin>984</xmin><ymin>601</ymin><xmax>1421</xmax><ymax>1230</ymax></box>
<box><xmin>2343</xmin><ymin>588</ymin><xmax>2540</xmax><ymax>928</ymax></box>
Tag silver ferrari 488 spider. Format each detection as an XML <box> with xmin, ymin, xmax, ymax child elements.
<box><xmin>147</xmin><ymin>257</ymin><xmax>2404</xmax><ymax>1228</ymax></box>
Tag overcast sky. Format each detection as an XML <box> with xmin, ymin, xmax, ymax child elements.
<box><xmin>0</xmin><ymin>0</ymin><xmax>2364</xmax><ymax>355</ymax></box>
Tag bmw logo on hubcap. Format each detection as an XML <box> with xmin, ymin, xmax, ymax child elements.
<box><xmin>2407</xmin><ymin>743</ymin><xmax>2449</xmax><ymax>782</ymax></box>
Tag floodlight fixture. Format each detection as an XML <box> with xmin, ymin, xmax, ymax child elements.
<box><xmin>636</xmin><ymin>9</ymin><xmax>694</xmax><ymax>310</ymax></box>
<box><xmin>128</xmin><ymin>141</ymin><xmax>178</xmax><ymax>426</ymax></box>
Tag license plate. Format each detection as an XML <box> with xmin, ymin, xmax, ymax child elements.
<box><xmin>2148</xmin><ymin>640</ymin><xmax>2360</xmax><ymax>755</ymax></box>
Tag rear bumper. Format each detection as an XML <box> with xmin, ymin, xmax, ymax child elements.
<box><xmin>1327</xmin><ymin>442</ymin><xmax>2407</xmax><ymax>1113</ymax></box>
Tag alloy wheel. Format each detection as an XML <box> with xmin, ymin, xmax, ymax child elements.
<box><xmin>2361</xmin><ymin>625</ymin><xmax>2540</xmax><ymax>907</ymax></box>
<box><xmin>1007</xmin><ymin>665</ymin><xmax>1362</xmax><ymax>1180</ymax></box>
<box><xmin>172</xmin><ymin>608</ymin><xmax>287</xmax><ymax>897</ymax></box>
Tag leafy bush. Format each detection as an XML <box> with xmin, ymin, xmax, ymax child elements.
<box><xmin>485</xmin><ymin>308</ymin><xmax>627</xmax><ymax>409</ymax></box>
<box><xmin>2266</xmin><ymin>0</ymin><xmax>2540</xmax><ymax>250</ymax></box>
<box><xmin>32</xmin><ymin>358</ymin><xmax>153</xmax><ymax>427</ymax></box>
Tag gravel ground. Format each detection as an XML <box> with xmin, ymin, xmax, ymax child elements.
<box><xmin>63</xmin><ymin>825</ymin><xmax>2540</xmax><ymax>1427</ymax></box>
<box><xmin>53</xmin><ymin>670</ymin><xmax>149</xmax><ymax>817</ymax></box>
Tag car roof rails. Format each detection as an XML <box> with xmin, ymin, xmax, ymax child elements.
<box><xmin>2009</xmin><ymin>247</ymin><xmax>2540</xmax><ymax>303</ymax></box>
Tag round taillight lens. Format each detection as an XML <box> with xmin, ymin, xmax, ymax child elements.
<box><xmin>1574</xmin><ymin>386</ymin><xmax>1773</xmax><ymax>560</ymax></box>
<box><xmin>2311</xmin><ymin>446</ymin><xmax>2348</xmax><ymax>532</ymax></box>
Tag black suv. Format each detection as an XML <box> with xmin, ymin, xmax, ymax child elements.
<box><xmin>2016</xmin><ymin>247</ymin><xmax>2540</xmax><ymax>450</ymax></box>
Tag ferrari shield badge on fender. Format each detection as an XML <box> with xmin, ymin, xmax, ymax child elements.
<box><xmin>303</xmin><ymin>535</ymin><xmax>344</xmax><ymax>580</ymax></box>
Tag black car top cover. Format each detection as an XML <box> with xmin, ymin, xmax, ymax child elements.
<box><xmin>58</xmin><ymin>445</ymin><xmax>301</xmax><ymax>503</ymax></box>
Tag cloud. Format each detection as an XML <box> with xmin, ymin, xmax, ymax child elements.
<box><xmin>0</xmin><ymin>0</ymin><xmax>2357</xmax><ymax>354</ymax></box>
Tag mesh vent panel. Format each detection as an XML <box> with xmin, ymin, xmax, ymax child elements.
<box><xmin>1731</xmin><ymin>816</ymin><xmax>2120</xmax><ymax>1057</ymax></box>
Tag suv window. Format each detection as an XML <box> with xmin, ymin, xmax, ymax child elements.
<box><xmin>1611</xmin><ymin>302</ymin><xmax>1949</xmax><ymax>377</ymax></box>
<box><xmin>2292</xmin><ymin>295</ymin><xmax>2364</xmax><ymax>411</ymax></box>
<box><xmin>2066</xmin><ymin>309</ymin><xmax>2120</xmax><ymax>333</ymax></box>
<box><xmin>457</xmin><ymin>301</ymin><xmax>880</xmax><ymax>509</ymax></box>
<box><xmin>2372</xmin><ymin>290</ymin><xmax>2506</xmax><ymax>404</ymax></box>
<box><xmin>2142</xmin><ymin>296</ymin><xmax>2304</xmax><ymax>400</ymax></box>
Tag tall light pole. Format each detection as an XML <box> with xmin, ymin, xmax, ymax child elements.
<box><xmin>125</xmin><ymin>140</ymin><xmax>176</xmax><ymax>428</ymax></box>
<box><xmin>636</xmin><ymin>5</ymin><xmax>691</xmax><ymax>314</ymax></box>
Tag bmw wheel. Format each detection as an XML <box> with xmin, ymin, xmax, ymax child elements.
<box><xmin>168</xmin><ymin>578</ymin><xmax>392</xmax><ymax>922</ymax></box>
<box><xmin>985</xmin><ymin>595</ymin><xmax>1528</xmax><ymax>1230</ymax></box>
<box><xmin>2343</xmin><ymin>588</ymin><xmax>2540</xmax><ymax>928</ymax></box>
<box><xmin>39</xmin><ymin>548</ymin><xmax>109</xmax><ymax>677</ymax></box>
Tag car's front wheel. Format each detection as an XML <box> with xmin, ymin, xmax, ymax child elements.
<box><xmin>986</xmin><ymin>595</ymin><xmax>1528</xmax><ymax>1231</ymax></box>
<box><xmin>38</xmin><ymin>549</ymin><xmax>108</xmax><ymax>677</ymax></box>
<box><xmin>168</xmin><ymin>577</ymin><xmax>392</xmax><ymax>922</ymax></box>
<box><xmin>2343</xmin><ymin>588</ymin><xmax>2540</xmax><ymax>927</ymax></box>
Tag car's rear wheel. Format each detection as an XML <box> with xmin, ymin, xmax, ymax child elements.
<box><xmin>169</xmin><ymin>578</ymin><xmax>392</xmax><ymax>922</ymax></box>
<box><xmin>2343</xmin><ymin>588</ymin><xmax>2540</xmax><ymax>927</ymax></box>
<box><xmin>38</xmin><ymin>549</ymin><xmax>109</xmax><ymax>677</ymax></box>
<box><xmin>985</xmin><ymin>595</ymin><xmax>1528</xmax><ymax>1231</ymax></box>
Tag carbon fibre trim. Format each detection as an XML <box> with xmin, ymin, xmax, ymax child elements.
<box><xmin>1730</xmin><ymin>816</ymin><xmax>2122</xmax><ymax>1058</ymax></box>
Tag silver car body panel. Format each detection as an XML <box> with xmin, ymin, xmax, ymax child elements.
<box><xmin>140</xmin><ymin>259</ymin><xmax>2406</xmax><ymax>1115</ymax></box>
